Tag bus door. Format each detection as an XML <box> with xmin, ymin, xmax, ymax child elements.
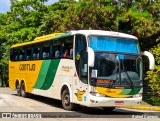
<box><xmin>73</xmin><ymin>35</ymin><xmax>88</xmax><ymax>105</ymax></box>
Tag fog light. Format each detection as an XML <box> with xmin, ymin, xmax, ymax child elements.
<box><xmin>133</xmin><ymin>94</ymin><xmax>142</xmax><ymax>98</ymax></box>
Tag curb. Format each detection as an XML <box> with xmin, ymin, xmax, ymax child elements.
<box><xmin>120</xmin><ymin>106</ymin><xmax>160</xmax><ymax>111</ymax></box>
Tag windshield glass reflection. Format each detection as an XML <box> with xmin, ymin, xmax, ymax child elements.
<box><xmin>91</xmin><ymin>52</ymin><xmax>142</xmax><ymax>88</ymax></box>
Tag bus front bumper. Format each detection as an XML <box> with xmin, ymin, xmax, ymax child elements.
<box><xmin>87</xmin><ymin>95</ymin><xmax>142</xmax><ymax>107</ymax></box>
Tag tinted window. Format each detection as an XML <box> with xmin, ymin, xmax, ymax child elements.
<box><xmin>10</xmin><ymin>36</ymin><xmax>74</xmax><ymax>61</ymax></box>
<box><xmin>42</xmin><ymin>41</ymin><xmax>50</xmax><ymax>59</ymax></box>
<box><xmin>75</xmin><ymin>35</ymin><xmax>87</xmax><ymax>60</ymax></box>
<box><xmin>61</xmin><ymin>36</ymin><xmax>73</xmax><ymax>59</ymax></box>
<box><xmin>32</xmin><ymin>44</ymin><xmax>41</xmax><ymax>60</ymax></box>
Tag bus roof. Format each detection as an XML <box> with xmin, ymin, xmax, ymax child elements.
<box><xmin>69</xmin><ymin>30</ymin><xmax>137</xmax><ymax>40</ymax></box>
<box><xmin>11</xmin><ymin>30</ymin><xmax>137</xmax><ymax>48</ymax></box>
<box><xmin>11</xmin><ymin>33</ymin><xmax>64</xmax><ymax>48</ymax></box>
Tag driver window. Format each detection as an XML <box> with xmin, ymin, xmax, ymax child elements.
<box><xmin>75</xmin><ymin>34</ymin><xmax>88</xmax><ymax>84</ymax></box>
<box><xmin>75</xmin><ymin>35</ymin><xmax>87</xmax><ymax>61</ymax></box>
<box><xmin>80</xmin><ymin>52</ymin><xmax>88</xmax><ymax>84</ymax></box>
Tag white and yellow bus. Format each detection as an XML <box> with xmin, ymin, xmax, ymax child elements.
<box><xmin>9</xmin><ymin>30</ymin><xmax>155</xmax><ymax>111</ymax></box>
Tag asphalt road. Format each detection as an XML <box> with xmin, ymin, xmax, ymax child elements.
<box><xmin>0</xmin><ymin>88</ymin><xmax>159</xmax><ymax>121</ymax></box>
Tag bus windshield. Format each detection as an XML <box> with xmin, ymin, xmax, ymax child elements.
<box><xmin>89</xmin><ymin>35</ymin><xmax>139</xmax><ymax>54</ymax></box>
<box><xmin>90</xmin><ymin>52</ymin><xmax>142</xmax><ymax>88</ymax></box>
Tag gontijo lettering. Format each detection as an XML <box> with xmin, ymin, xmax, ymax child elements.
<box><xmin>19</xmin><ymin>64</ymin><xmax>35</xmax><ymax>71</ymax></box>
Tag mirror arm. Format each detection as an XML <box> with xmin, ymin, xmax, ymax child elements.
<box><xmin>142</xmin><ymin>51</ymin><xmax>155</xmax><ymax>70</ymax></box>
<box><xmin>88</xmin><ymin>47</ymin><xmax>95</xmax><ymax>67</ymax></box>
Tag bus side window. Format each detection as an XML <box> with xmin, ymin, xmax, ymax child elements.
<box><xmin>70</xmin><ymin>48</ymin><xmax>73</xmax><ymax>59</ymax></box>
<box><xmin>61</xmin><ymin>36</ymin><xmax>73</xmax><ymax>59</ymax></box>
<box><xmin>50</xmin><ymin>40</ymin><xmax>53</xmax><ymax>58</ymax></box>
<box><xmin>63</xmin><ymin>50</ymin><xmax>70</xmax><ymax>58</ymax></box>
<box><xmin>33</xmin><ymin>51</ymin><xmax>37</xmax><ymax>59</ymax></box>
<box><xmin>19</xmin><ymin>47</ymin><xmax>24</xmax><ymax>61</ymax></box>
<box><xmin>75</xmin><ymin>35</ymin><xmax>87</xmax><ymax>60</ymax></box>
<box><xmin>75</xmin><ymin>34</ymin><xmax>87</xmax><ymax>83</ymax></box>
<box><xmin>55</xmin><ymin>50</ymin><xmax>60</xmax><ymax>58</ymax></box>
<box><xmin>42</xmin><ymin>41</ymin><xmax>50</xmax><ymax>59</ymax></box>
<box><xmin>53</xmin><ymin>39</ymin><xmax>61</xmax><ymax>58</ymax></box>
<box><xmin>80</xmin><ymin>52</ymin><xmax>88</xmax><ymax>84</ymax></box>
<box><xmin>26</xmin><ymin>46</ymin><xmax>32</xmax><ymax>60</ymax></box>
<box><xmin>32</xmin><ymin>44</ymin><xmax>40</xmax><ymax>60</ymax></box>
<box><xmin>10</xmin><ymin>49</ymin><xmax>14</xmax><ymax>61</ymax></box>
<box><xmin>14</xmin><ymin>49</ymin><xmax>18</xmax><ymax>61</ymax></box>
<box><xmin>16</xmin><ymin>48</ymin><xmax>20</xmax><ymax>61</ymax></box>
<box><xmin>19</xmin><ymin>51</ymin><xmax>23</xmax><ymax>60</ymax></box>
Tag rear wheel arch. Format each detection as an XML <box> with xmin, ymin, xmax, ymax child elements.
<box><xmin>21</xmin><ymin>80</ymin><xmax>24</xmax><ymax>84</ymax></box>
<box><xmin>20</xmin><ymin>79</ymin><xmax>26</xmax><ymax>87</ymax></box>
<box><xmin>15</xmin><ymin>79</ymin><xmax>20</xmax><ymax>88</ymax></box>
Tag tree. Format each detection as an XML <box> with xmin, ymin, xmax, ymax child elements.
<box><xmin>145</xmin><ymin>43</ymin><xmax>160</xmax><ymax>106</ymax></box>
<box><xmin>0</xmin><ymin>0</ymin><xmax>49</xmax><ymax>86</ymax></box>
<box><xmin>58</xmin><ymin>0</ymin><xmax>118</xmax><ymax>31</ymax></box>
<box><xmin>37</xmin><ymin>2</ymin><xmax>70</xmax><ymax>34</ymax></box>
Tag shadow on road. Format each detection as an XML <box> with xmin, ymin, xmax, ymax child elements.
<box><xmin>12</xmin><ymin>93</ymin><xmax>145</xmax><ymax>116</ymax></box>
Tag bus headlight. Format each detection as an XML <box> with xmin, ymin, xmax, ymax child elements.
<box><xmin>133</xmin><ymin>93</ymin><xmax>142</xmax><ymax>98</ymax></box>
<box><xmin>90</xmin><ymin>92</ymin><xmax>106</xmax><ymax>97</ymax></box>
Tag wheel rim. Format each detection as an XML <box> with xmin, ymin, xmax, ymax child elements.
<box><xmin>64</xmin><ymin>94</ymin><xmax>70</xmax><ymax>106</ymax></box>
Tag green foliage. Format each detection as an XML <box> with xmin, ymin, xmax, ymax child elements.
<box><xmin>145</xmin><ymin>43</ymin><xmax>160</xmax><ymax>106</ymax></box>
<box><xmin>0</xmin><ymin>0</ymin><xmax>48</xmax><ymax>86</ymax></box>
<box><xmin>150</xmin><ymin>96</ymin><xmax>160</xmax><ymax>106</ymax></box>
<box><xmin>37</xmin><ymin>2</ymin><xmax>69</xmax><ymax>34</ymax></box>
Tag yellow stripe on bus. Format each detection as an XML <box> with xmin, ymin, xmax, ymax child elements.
<box><xmin>95</xmin><ymin>87</ymin><xmax>131</xmax><ymax>98</ymax></box>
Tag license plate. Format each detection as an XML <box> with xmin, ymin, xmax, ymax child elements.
<box><xmin>115</xmin><ymin>101</ymin><xmax>124</xmax><ymax>105</ymax></box>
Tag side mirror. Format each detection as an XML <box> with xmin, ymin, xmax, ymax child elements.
<box><xmin>87</xmin><ymin>47</ymin><xmax>95</xmax><ymax>67</ymax></box>
<box><xmin>142</xmin><ymin>51</ymin><xmax>155</xmax><ymax>70</ymax></box>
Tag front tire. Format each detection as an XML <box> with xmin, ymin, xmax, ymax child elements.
<box><xmin>61</xmin><ymin>89</ymin><xmax>75</xmax><ymax>111</ymax></box>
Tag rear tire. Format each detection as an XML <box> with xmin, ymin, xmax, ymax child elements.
<box><xmin>61</xmin><ymin>89</ymin><xmax>75</xmax><ymax>111</ymax></box>
<box><xmin>20</xmin><ymin>82</ymin><xmax>29</xmax><ymax>98</ymax></box>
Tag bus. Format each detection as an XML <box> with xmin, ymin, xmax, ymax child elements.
<box><xmin>9</xmin><ymin>30</ymin><xmax>155</xmax><ymax>111</ymax></box>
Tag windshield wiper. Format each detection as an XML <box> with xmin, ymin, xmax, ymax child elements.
<box><xmin>121</xmin><ymin>60</ymin><xmax>134</xmax><ymax>88</ymax></box>
<box><xmin>124</xmin><ymin>71</ymin><xmax>134</xmax><ymax>88</ymax></box>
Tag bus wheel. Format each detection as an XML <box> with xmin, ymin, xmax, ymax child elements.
<box><xmin>61</xmin><ymin>89</ymin><xmax>75</xmax><ymax>111</ymax></box>
<box><xmin>16</xmin><ymin>85</ymin><xmax>21</xmax><ymax>96</ymax></box>
<box><xmin>102</xmin><ymin>107</ymin><xmax>115</xmax><ymax>112</ymax></box>
<box><xmin>20</xmin><ymin>82</ymin><xmax>28</xmax><ymax>98</ymax></box>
